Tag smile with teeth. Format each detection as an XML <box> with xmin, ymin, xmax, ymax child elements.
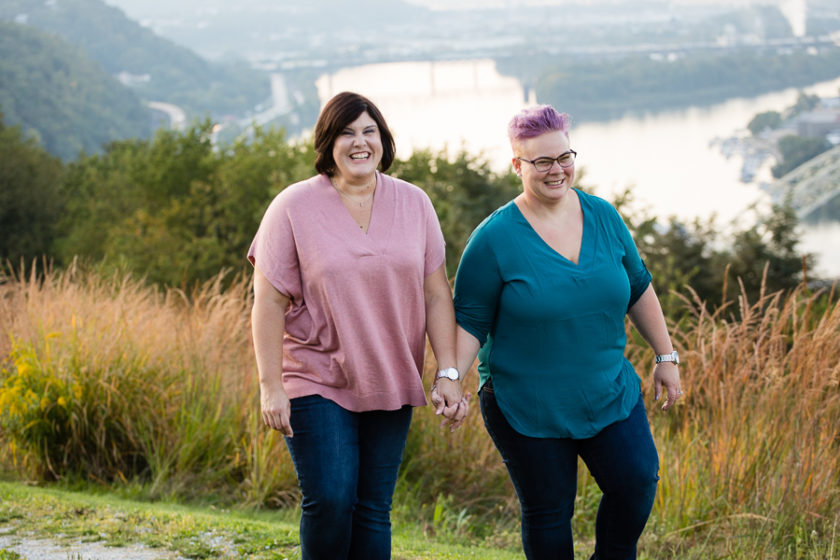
<box><xmin>350</xmin><ymin>152</ymin><xmax>370</xmax><ymax>160</ymax></box>
<box><xmin>545</xmin><ymin>179</ymin><xmax>564</xmax><ymax>186</ymax></box>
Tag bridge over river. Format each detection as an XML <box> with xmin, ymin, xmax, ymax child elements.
<box><xmin>763</xmin><ymin>145</ymin><xmax>840</xmax><ymax>220</ymax></box>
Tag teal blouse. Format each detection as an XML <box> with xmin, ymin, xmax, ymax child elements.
<box><xmin>453</xmin><ymin>190</ymin><xmax>652</xmax><ymax>439</ymax></box>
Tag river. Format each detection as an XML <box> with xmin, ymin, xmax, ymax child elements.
<box><xmin>315</xmin><ymin>60</ymin><xmax>840</xmax><ymax>279</ymax></box>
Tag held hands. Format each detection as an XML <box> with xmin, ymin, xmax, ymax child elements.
<box><xmin>261</xmin><ymin>380</ymin><xmax>293</xmax><ymax>436</ymax></box>
<box><xmin>430</xmin><ymin>379</ymin><xmax>470</xmax><ymax>432</ymax></box>
<box><xmin>653</xmin><ymin>362</ymin><xmax>683</xmax><ymax>411</ymax></box>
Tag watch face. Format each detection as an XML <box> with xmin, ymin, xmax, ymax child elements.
<box><xmin>437</xmin><ymin>368</ymin><xmax>459</xmax><ymax>380</ymax></box>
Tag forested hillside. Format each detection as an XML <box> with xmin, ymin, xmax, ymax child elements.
<box><xmin>0</xmin><ymin>0</ymin><xmax>270</xmax><ymax>119</ymax></box>
<box><xmin>0</xmin><ymin>21</ymin><xmax>152</xmax><ymax>160</ymax></box>
<box><xmin>499</xmin><ymin>45</ymin><xmax>840</xmax><ymax>123</ymax></box>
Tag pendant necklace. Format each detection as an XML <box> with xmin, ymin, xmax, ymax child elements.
<box><xmin>332</xmin><ymin>176</ymin><xmax>376</xmax><ymax>207</ymax></box>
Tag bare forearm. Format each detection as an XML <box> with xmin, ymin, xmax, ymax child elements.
<box><xmin>424</xmin><ymin>265</ymin><xmax>457</xmax><ymax>370</ymax></box>
<box><xmin>455</xmin><ymin>325</ymin><xmax>481</xmax><ymax>381</ymax></box>
<box><xmin>251</xmin><ymin>266</ymin><xmax>296</xmax><ymax>434</ymax></box>
<box><xmin>252</xmin><ymin>301</ymin><xmax>287</xmax><ymax>386</ymax></box>
<box><xmin>628</xmin><ymin>284</ymin><xmax>684</xmax><ymax>409</ymax></box>
<box><xmin>628</xmin><ymin>284</ymin><xmax>673</xmax><ymax>353</ymax></box>
<box><xmin>252</xmin><ymin>268</ymin><xmax>290</xmax><ymax>391</ymax></box>
<box><xmin>424</xmin><ymin>265</ymin><xmax>468</xmax><ymax>429</ymax></box>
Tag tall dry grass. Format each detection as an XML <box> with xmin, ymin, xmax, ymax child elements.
<box><xmin>1</xmin><ymin>264</ymin><xmax>838</xmax><ymax>555</ymax></box>
<box><xmin>633</xmin><ymin>280</ymin><xmax>840</xmax><ymax>556</ymax></box>
<box><xmin>0</xmin><ymin>262</ymin><xmax>296</xmax><ymax>505</ymax></box>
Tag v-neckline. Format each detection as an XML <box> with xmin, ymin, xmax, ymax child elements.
<box><xmin>512</xmin><ymin>194</ymin><xmax>588</xmax><ymax>267</ymax></box>
<box><xmin>329</xmin><ymin>172</ymin><xmax>379</xmax><ymax>236</ymax></box>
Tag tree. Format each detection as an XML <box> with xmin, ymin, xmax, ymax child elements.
<box><xmin>0</xmin><ymin>113</ymin><xmax>64</xmax><ymax>263</ymax></box>
<box><xmin>616</xmin><ymin>188</ymin><xmax>811</xmax><ymax>319</ymax></box>
<box><xmin>56</xmin><ymin>121</ymin><xmax>316</xmax><ymax>288</ymax></box>
<box><xmin>390</xmin><ymin>149</ymin><xmax>521</xmax><ymax>277</ymax></box>
<box><xmin>787</xmin><ymin>91</ymin><xmax>820</xmax><ymax>118</ymax></box>
<box><xmin>55</xmin><ymin>123</ymin><xmax>220</xmax><ymax>270</ymax></box>
<box><xmin>725</xmin><ymin>204</ymin><xmax>810</xmax><ymax>303</ymax></box>
<box><xmin>0</xmin><ymin>2</ymin><xmax>269</xmax><ymax>121</ymax></box>
<box><xmin>747</xmin><ymin>111</ymin><xmax>782</xmax><ymax>136</ymax></box>
<box><xmin>771</xmin><ymin>135</ymin><xmax>831</xmax><ymax>178</ymax></box>
<box><xmin>0</xmin><ymin>21</ymin><xmax>152</xmax><ymax>161</ymax></box>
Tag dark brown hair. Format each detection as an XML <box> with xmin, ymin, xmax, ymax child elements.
<box><xmin>314</xmin><ymin>92</ymin><xmax>396</xmax><ymax>176</ymax></box>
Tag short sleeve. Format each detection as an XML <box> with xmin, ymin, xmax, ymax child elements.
<box><xmin>610</xmin><ymin>206</ymin><xmax>651</xmax><ymax>309</ymax></box>
<box><xmin>422</xmin><ymin>194</ymin><xmax>446</xmax><ymax>277</ymax></box>
<box><xmin>247</xmin><ymin>192</ymin><xmax>302</xmax><ymax>301</ymax></box>
<box><xmin>453</xmin><ymin>224</ymin><xmax>503</xmax><ymax>346</ymax></box>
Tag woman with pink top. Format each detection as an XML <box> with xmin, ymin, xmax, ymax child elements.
<box><xmin>248</xmin><ymin>91</ymin><xmax>467</xmax><ymax>560</ymax></box>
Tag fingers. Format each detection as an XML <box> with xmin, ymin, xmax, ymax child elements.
<box><xmin>660</xmin><ymin>384</ymin><xmax>684</xmax><ymax>411</ymax></box>
<box><xmin>432</xmin><ymin>381</ymin><xmax>463</xmax><ymax>412</ymax></box>
<box><xmin>653</xmin><ymin>363</ymin><xmax>682</xmax><ymax>411</ymax></box>
<box><xmin>430</xmin><ymin>385</ymin><xmax>445</xmax><ymax>415</ymax></box>
<box><xmin>279</xmin><ymin>414</ymin><xmax>294</xmax><ymax>437</ymax></box>
<box><xmin>263</xmin><ymin>409</ymin><xmax>293</xmax><ymax>437</ymax></box>
<box><xmin>439</xmin><ymin>394</ymin><xmax>471</xmax><ymax>432</ymax></box>
<box><xmin>661</xmin><ymin>389</ymin><xmax>677</xmax><ymax>411</ymax></box>
<box><xmin>450</xmin><ymin>398</ymin><xmax>470</xmax><ymax>431</ymax></box>
<box><xmin>438</xmin><ymin>400</ymin><xmax>460</xmax><ymax>429</ymax></box>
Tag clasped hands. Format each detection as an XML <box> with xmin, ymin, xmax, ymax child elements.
<box><xmin>429</xmin><ymin>379</ymin><xmax>470</xmax><ymax>432</ymax></box>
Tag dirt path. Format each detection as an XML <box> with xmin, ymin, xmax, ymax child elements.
<box><xmin>0</xmin><ymin>533</ymin><xmax>186</xmax><ymax>560</ymax></box>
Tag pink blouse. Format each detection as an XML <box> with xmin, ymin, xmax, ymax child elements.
<box><xmin>248</xmin><ymin>172</ymin><xmax>446</xmax><ymax>411</ymax></box>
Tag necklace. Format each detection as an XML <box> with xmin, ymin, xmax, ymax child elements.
<box><xmin>331</xmin><ymin>176</ymin><xmax>376</xmax><ymax>207</ymax></box>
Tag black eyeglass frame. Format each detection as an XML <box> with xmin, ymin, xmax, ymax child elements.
<box><xmin>516</xmin><ymin>150</ymin><xmax>577</xmax><ymax>172</ymax></box>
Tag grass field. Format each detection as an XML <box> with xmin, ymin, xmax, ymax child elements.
<box><xmin>1</xmin><ymin>265</ymin><xmax>838</xmax><ymax>558</ymax></box>
<box><xmin>0</xmin><ymin>481</ymin><xmax>524</xmax><ymax>559</ymax></box>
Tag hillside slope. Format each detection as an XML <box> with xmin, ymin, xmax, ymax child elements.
<box><xmin>0</xmin><ymin>0</ymin><xmax>269</xmax><ymax>119</ymax></box>
<box><xmin>0</xmin><ymin>21</ymin><xmax>152</xmax><ymax>160</ymax></box>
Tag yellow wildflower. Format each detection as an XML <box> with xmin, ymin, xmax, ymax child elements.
<box><xmin>15</xmin><ymin>362</ymin><xmax>32</xmax><ymax>378</ymax></box>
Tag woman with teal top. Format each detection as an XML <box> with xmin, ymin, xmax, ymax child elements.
<box><xmin>452</xmin><ymin>104</ymin><xmax>683</xmax><ymax>560</ymax></box>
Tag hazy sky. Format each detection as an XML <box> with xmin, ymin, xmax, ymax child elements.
<box><xmin>103</xmin><ymin>0</ymin><xmax>809</xmax><ymax>11</ymax></box>
<box><xmin>405</xmin><ymin>0</ymin><xmax>803</xmax><ymax>7</ymax></box>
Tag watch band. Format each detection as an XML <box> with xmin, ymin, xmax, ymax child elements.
<box><xmin>655</xmin><ymin>350</ymin><xmax>679</xmax><ymax>365</ymax></box>
<box><xmin>436</xmin><ymin>367</ymin><xmax>460</xmax><ymax>381</ymax></box>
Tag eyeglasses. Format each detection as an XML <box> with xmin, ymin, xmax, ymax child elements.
<box><xmin>517</xmin><ymin>150</ymin><xmax>577</xmax><ymax>172</ymax></box>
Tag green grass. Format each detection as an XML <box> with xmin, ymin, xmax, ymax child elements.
<box><xmin>0</xmin><ymin>480</ymin><xmax>521</xmax><ymax>560</ymax></box>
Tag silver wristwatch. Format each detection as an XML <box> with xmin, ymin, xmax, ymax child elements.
<box><xmin>436</xmin><ymin>367</ymin><xmax>460</xmax><ymax>381</ymax></box>
<box><xmin>655</xmin><ymin>350</ymin><xmax>680</xmax><ymax>365</ymax></box>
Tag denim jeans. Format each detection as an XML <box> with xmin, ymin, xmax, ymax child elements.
<box><xmin>284</xmin><ymin>394</ymin><xmax>413</xmax><ymax>560</ymax></box>
<box><xmin>480</xmin><ymin>383</ymin><xmax>659</xmax><ymax>560</ymax></box>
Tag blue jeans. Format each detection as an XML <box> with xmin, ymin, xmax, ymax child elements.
<box><xmin>285</xmin><ymin>395</ymin><xmax>413</xmax><ymax>560</ymax></box>
<box><xmin>480</xmin><ymin>382</ymin><xmax>659</xmax><ymax>560</ymax></box>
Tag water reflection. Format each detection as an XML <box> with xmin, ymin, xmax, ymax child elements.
<box><xmin>316</xmin><ymin>59</ymin><xmax>532</xmax><ymax>165</ymax></box>
<box><xmin>316</xmin><ymin>61</ymin><xmax>840</xmax><ymax>278</ymax></box>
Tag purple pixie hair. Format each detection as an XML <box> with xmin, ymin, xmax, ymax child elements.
<box><xmin>507</xmin><ymin>105</ymin><xmax>571</xmax><ymax>143</ymax></box>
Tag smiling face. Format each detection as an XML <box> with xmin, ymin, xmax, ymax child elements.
<box><xmin>331</xmin><ymin>111</ymin><xmax>383</xmax><ymax>184</ymax></box>
<box><xmin>512</xmin><ymin>130</ymin><xmax>576</xmax><ymax>206</ymax></box>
